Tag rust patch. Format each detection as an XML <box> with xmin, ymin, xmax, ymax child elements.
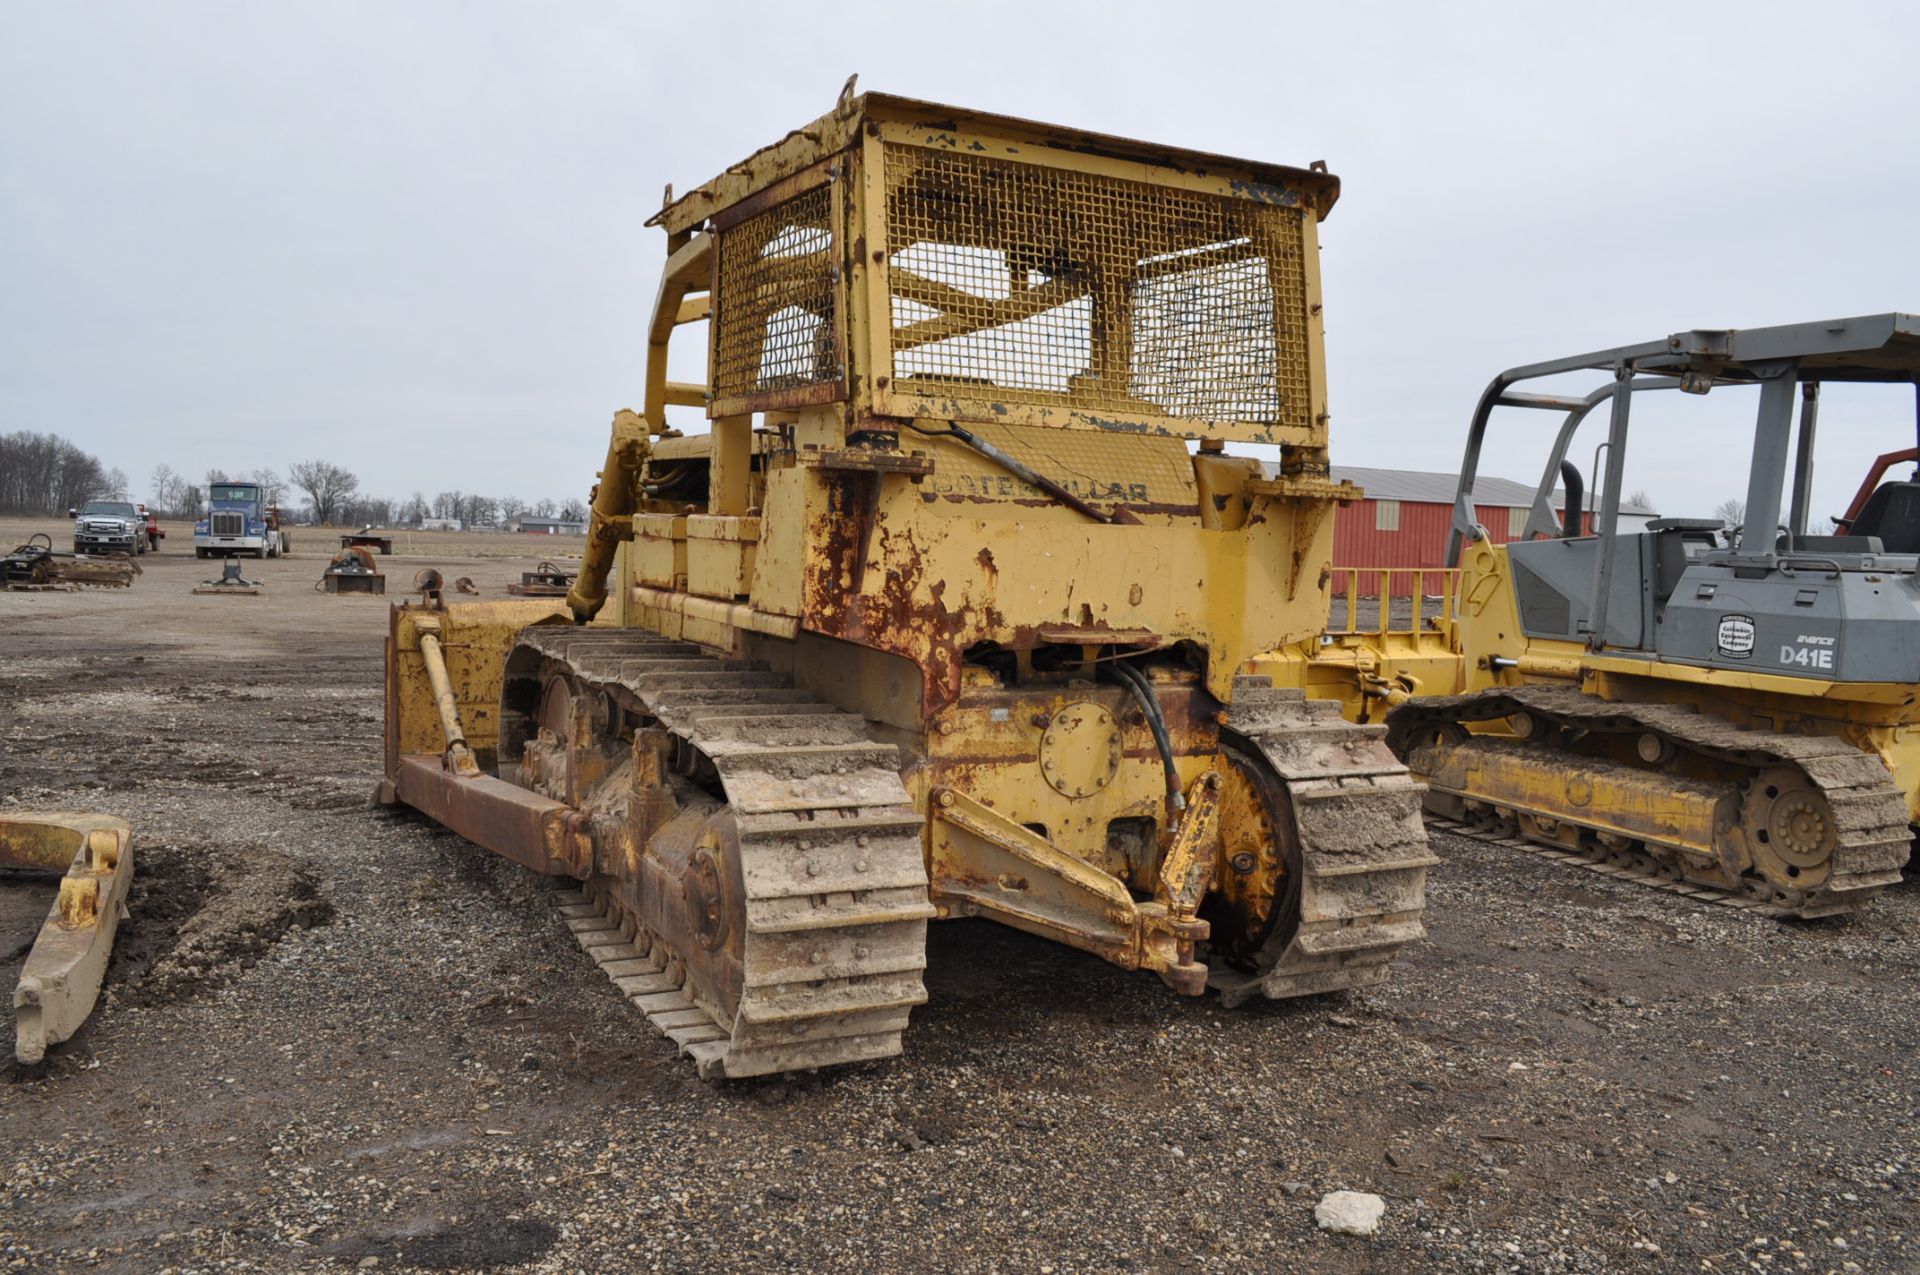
<box><xmin>805</xmin><ymin>491</ymin><xmax>970</xmax><ymax>716</ymax></box>
<box><xmin>976</xmin><ymin>547</ymin><xmax>998</xmax><ymax>583</ymax></box>
<box><xmin>802</xmin><ymin>475</ymin><xmax>869</xmax><ymax>637</ymax></box>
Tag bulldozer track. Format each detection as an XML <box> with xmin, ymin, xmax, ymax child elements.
<box><xmin>1211</xmin><ymin>679</ymin><xmax>1436</xmax><ymax>1008</ymax></box>
<box><xmin>513</xmin><ymin>628</ymin><xmax>933</xmax><ymax>1080</ymax></box>
<box><xmin>1420</xmin><ymin>813</ymin><xmax>1805</xmax><ymax>917</ymax></box>
<box><xmin>1389</xmin><ymin>685</ymin><xmax>1913</xmax><ymax>918</ymax></box>
<box><xmin>507</xmin><ymin>650</ymin><xmax>1434</xmax><ymax>1052</ymax></box>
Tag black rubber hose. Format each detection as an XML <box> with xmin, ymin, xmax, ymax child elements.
<box><xmin>1111</xmin><ymin>661</ymin><xmax>1186</xmax><ymax>813</ymax></box>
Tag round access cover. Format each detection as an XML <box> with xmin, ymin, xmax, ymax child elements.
<box><xmin>1039</xmin><ymin>701</ymin><xmax>1122</xmax><ymax>800</ymax></box>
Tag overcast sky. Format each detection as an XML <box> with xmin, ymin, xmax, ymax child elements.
<box><xmin>3</xmin><ymin>1</ymin><xmax>1916</xmax><ymax>522</ymax></box>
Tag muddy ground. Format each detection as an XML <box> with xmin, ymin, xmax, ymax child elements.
<box><xmin>1</xmin><ymin>517</ymin><xmax>1916</xmax><ymax>1273</ymax></box>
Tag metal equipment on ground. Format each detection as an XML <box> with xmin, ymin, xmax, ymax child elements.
<box><xmin>3</xmin><ymin>813</ymin><xmax>134</xmax><ymax>1064</ymax></box>
<box><xmin>137</xmin><ymin>504</ymin><xmax>164</xmax><ymax>552</ymax></box>
<box><xmin>341</xmin><ymin>526</ymin><xmax>395</xmax><ymax>555</ymax></box>
<box><xmin>381</xmin><ymin>89</ymin><xmax>1434</xmax><ymax>1079</ymax></box>
<box><xmin>506</xmin><ymin>562</ymin><xmax>575</xmax><ymax>598</ymax></box>
<box><xmin>321</xmin><ymin>545</ymin><xmax>385</xmax><ymax>594</ymax></box>
<box><xmin>193</xmin><ymin>560</ymin><xmax>264</xmax><ymax>596</ymax></box>
<box><xmin>3</xmin><ymin>536</ymin><xmax>139</xmax><ymax>590</ymax></box>
<box><xmin>1311</xmin><ymin>315</ymin><xmax>1919</xmax><ymax>917</ymax></box>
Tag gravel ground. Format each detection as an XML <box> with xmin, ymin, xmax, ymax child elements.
<box><xmin>2</xmin><ymin>522</ymin><xmax>1916</xmax><ymax>1273</ymax></box>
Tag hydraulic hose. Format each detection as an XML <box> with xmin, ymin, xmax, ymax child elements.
<box><xmin>1111</xmin><ymin>661</ymin><xmax>1186</xmax><ymax>813</ymax></box>
<box><xmin>906</xmin><ymin>421</ymin><xmax>1113</xmax><ymax>524</ymax></box>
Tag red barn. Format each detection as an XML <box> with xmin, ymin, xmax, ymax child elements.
<box><xmin>1329</xmin><ymin>466</ymin><xmax>1655</xmax><ymax>595</ymax></box>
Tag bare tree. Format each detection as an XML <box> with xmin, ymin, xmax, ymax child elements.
<box><xmin>533</xmin><ymin>497</ymin><xmax>557</xmax><ymax>518</ymax></box>
<box><xmin>458</xmin><ymin>493</ymin><xmax>499</xmax><ymax>529</ymax></box>
<box><xmin>149</xmin><ymin>464</ymin><xmax>195</xmax><ymax>517</ymax></box>
<box><xmin>498</xmin><ymin>495</ymin><xmax>526</xmax><ymax>526</ymax></box>
<box><xmin>338</xmin><ymin>494</ymin><xmax>396</xmax><ymax>528</ymax></box>
<box><xmin>1627</xmin><ymin>488</ymin><xmax>1656</xmax><ymax>513</ymax></box>
<box><xmin>250</xmin><ymin>466</ymin><xmax>286</xmax><ymax>507</ymax></box>
<box><xmin>401</xmin><ymin>491</ymin><xmax>429</xmax><ymax>525</ymax></box>
<box><xmin>1713</xmin><ymin>498</ymin><xmax>1747</xmax><ymax>548</ymax></box>
<box><xmin>559</xmin><ymin>497</ymin><xmax>588</xmax><ymax>522</ymax></box>
<box><xmin>289</xmin><ymin>459</ymin><xmax>361</xmax><ymax>526</ymax></box>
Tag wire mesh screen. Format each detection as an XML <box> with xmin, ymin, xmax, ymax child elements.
<box><xmin>712</xmin><ymin>183</ymin><xmax>840</xmax><ymax>409</ymax></box>
<box><xmin>883</xmin><ymin>144</ymin><xmax>1311</xmax><ymax>430</ymax></box>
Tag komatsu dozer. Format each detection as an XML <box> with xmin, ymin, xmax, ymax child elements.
<box><xmin>1340</xmin><ymin>315</ymin><xmax>1919</xmax><ymax>917</ymax></box>
<box><xmin>380</xmin><ymin>89</ymin><xmax>1434</xmax><ymax>1079</ymax></box>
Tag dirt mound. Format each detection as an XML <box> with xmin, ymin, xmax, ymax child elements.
<box><xmin>112</xmin><ymin>841</ymin><xmax>333</xmax><ymax>1005</ymax></box>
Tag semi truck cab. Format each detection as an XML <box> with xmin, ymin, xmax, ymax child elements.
<box><xmin>193</xmin><ymin>482</ymin><xmax>288</xmax><ymax>559</ymax></box>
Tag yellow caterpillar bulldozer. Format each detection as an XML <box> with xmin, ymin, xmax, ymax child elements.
<box><xmin>1308</xmin><ymin>316</ymin><xmax>1918</xmax><ymax>918</ymax></box>
<box><xmin>379</xmin><ymin>89</ymin><xmax>1434</xmax><ymax>1079</ymax></box>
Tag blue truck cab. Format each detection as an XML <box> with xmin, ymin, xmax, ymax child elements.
<box><xmin>193</xmin><ymin>482</ymin><xmax>289</xmax><ymax>559</ymax></box>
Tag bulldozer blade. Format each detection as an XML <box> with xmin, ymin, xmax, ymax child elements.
<box><xmin>4</xmin><ymin>813</ymin><xmax>135</xmax><ymax>1064</ymax></box>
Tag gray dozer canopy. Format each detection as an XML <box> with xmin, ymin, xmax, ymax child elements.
<box><xmin>1446</xmin><ymin>312</ymin><xmax>1920</xmax><ymax>568</ymax></box>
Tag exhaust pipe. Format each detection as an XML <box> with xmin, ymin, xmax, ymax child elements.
<box><xmin>1559</xmin><ymin>460</ymin><xmax>1584</xmax><ymax>538</ymax></box>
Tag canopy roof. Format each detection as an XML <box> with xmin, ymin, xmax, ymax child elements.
<box><xmin>1501</xmin><ymin>313</ymin><xmax>1920</xmax><ymax>388</ymax></box>
<box><xmin>649</xmin><ymin>90</ymin><xmax>1341</xmax><ymax>236</ymax></box>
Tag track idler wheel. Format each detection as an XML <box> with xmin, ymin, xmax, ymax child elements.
<box><xmin>1200</xmin><ymin>742</ymin><xmax>1302</xmax><ymax>970</ymax></box>
<box><xmin>641</xmin><ymin>806</ymin><xmax>749</xmax><ymax>1027</ymax></box>
<box><xmin>1741</xmin><ymin>767</ymin><xmax>1836</xmax><ymax>891</ymax></box>
<box><xmin>684</xmin><ymin>832</ymin><xmax>734</xmax><ymax>954</ymax></box>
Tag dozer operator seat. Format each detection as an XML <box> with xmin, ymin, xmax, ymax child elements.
<box><xmin>1845</xmin><ymin>480</ymin><xmax>1920</xmax><ymax>554</ymax></box>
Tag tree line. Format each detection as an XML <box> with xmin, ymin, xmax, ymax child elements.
<box><xmin>0</xmin><ymin>431</ymin><xmax>589</xmax><ymax>529</ymax></box>
<box><xmin>0</xmin><ymin>431</ymin><xmax>127</xmax><ymax>516</ymax></box>
<box><xmin>149</xmin><ymin>455</ymin><xmax>587</xmax><ymax>528</ymax></box>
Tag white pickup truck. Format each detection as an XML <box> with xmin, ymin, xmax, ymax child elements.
<box><xmin>69</xmin><ymin>500</ymin><xmax>146</xmax><ymax>555</ymax></box>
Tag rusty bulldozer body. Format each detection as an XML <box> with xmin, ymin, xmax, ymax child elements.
<box><xmin>381</xmin><ymin>91</ymin><xmax>1434</xmax><ymax>1078</ymax></box>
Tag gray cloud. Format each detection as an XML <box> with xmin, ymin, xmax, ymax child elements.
<box><xmin>3</xmin><ymin>1</ymin><xmax>1915</xmax><ymax>523</ymax></box>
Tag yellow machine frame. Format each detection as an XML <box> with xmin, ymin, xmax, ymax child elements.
<box><xmin>381</xmin><ymin>89</ymin><xmax>1433</xmax><ymax>1076</ymax></box>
